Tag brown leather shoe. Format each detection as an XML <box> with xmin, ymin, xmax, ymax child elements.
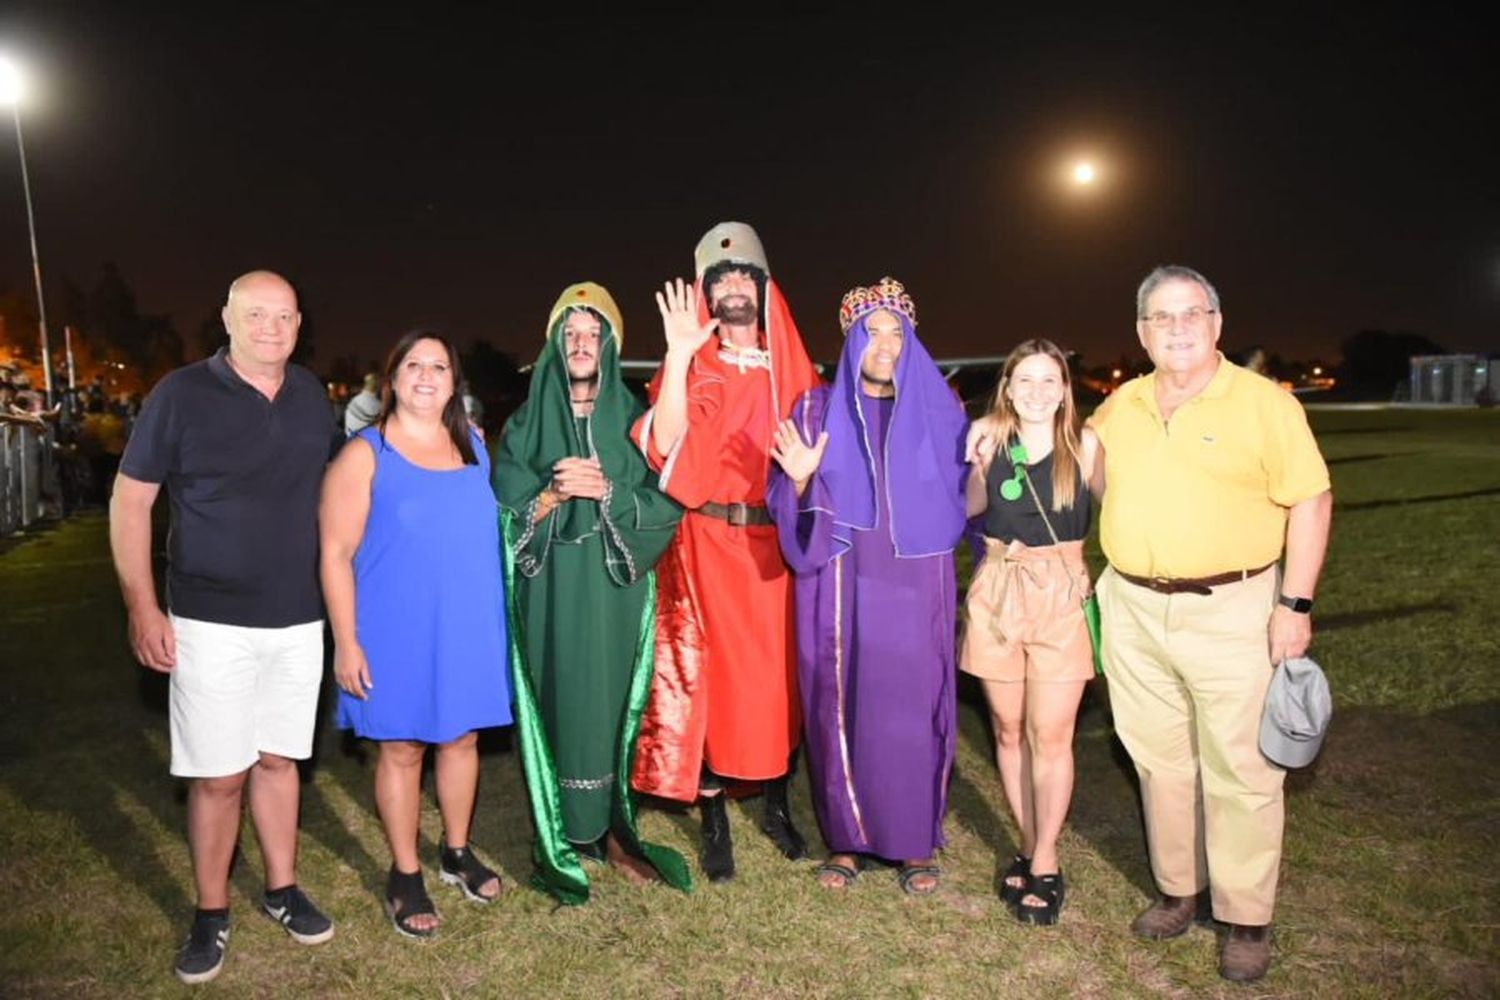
<box><xmin>1219</xmin><ymin>924</ymin><xmax>1272</xmax><ymax>982</ymax></box>
<box><xmin>1130</xmin><ymin>893</ymin><xmax>1204</xmax><ymax>940</ymax></box>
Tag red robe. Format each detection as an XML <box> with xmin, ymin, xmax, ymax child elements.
<box><xmin>629</xmin><ymin>278</ymin><xmax>821</xmax><ymax>801</ymax></box>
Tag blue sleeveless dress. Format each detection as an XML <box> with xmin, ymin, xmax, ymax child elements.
<box><xmin>336</xmin><ymin>426</ymin><xmax>512</xmax><ymax>742</ymax></box>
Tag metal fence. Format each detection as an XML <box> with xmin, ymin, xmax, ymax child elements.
<box><xmin>1</xmin><ymin>415</ymin><xmax>57</xmax><ymax>536</ymax></box>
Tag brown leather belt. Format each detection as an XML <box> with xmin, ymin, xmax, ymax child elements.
<box><xmin>695</xmin><ymin>501</ymin><xmax>773</xmax><ymax>527</ymax></box>
<box><xmin>1116</xmin><ymin>561</ymin><xmax>1276</xmax><ymax>596</ymax></box>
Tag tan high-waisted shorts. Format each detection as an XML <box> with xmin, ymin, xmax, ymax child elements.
<box><xmin>960</xmin><ymin>537</ymin><xmax>1094</xmax><ymax>684</ymax></box>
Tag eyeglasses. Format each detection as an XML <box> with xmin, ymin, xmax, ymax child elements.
<box><xmin>1141</xmin><ymin>307</ymin><xmax>1217</xmax><ymax>331</ymax></box>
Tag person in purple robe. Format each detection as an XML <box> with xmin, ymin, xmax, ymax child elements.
<box><xmin>766</xmin><ymin>277</ymin><xmax>970</xmax><ymax>895</ymax></box>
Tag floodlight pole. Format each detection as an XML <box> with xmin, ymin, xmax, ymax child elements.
<box><xmin>9</xmin><ymin>101</ymin><xmax>55</xmax><ymax>406</ymax></box>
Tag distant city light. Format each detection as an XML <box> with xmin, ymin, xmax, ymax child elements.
<box><xmin>1312</xmin><ymin>366</ymin><xmax>1322</xmax><ymax>376</ymax></box>
<box><xmin>1111</xmin><ymin>368</ymin><xmax>1122</xmax><ymax>379</ymax></box>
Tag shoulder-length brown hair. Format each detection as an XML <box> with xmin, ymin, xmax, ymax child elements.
<box><xmin>376</xmin><ymin>330</ymin><xmax>478</xmax><ymax>466</ymax></box>
<box><xmin>986</xmin><ymin>338</ymin><xmax>1082</xmax><ymax>512</ymax></box>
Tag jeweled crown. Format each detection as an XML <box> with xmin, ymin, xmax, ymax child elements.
<box><xmin>838</xmin><ymin>276</ymin><xmax>916</xmax><ymax>334</ymax></box>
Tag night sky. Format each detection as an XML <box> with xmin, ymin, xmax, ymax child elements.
<box><xmin>0</xmin><ymin>4</ymin><xmax>1495</xmax><ymax>372</ymax></box>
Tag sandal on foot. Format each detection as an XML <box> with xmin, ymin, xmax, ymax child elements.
<box><xmin>439</xmin><ymin>844</ymin><xmax>501</xmax><ymax>904</ymax></box>
<box><xmin>1016</xmin><ymin>871</ymin><xmax>1066</xmax><ymax>926</ymax></box>
<box><xmin>999</xmin><ymin>854</ymin><xmax>1032</xmax><ymax>906</ymax></box>
<box><xmin>897</xmin><ymin>864</ymin><xmax>942</xmax><ymax>896</ymax></box>
<box><xmin>814</xmin><ymin>856</ymin><xmax>862</xmax><ymax>889</ymax></box>
<box><xmin>385</xmin><ymin>867</ymin><xmax>439</xmax><ymax>939</ymax></box>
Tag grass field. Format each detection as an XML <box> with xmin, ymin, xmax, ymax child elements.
<box><xmin>0</xmin><ymin>407</ymin><xmax>1496</xmax><ymax>998</ymax></box>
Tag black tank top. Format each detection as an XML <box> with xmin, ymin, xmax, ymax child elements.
<box><xmin>983</xmin><ymin>447</ymin><xmax>1092</xmax><ymax>546</ymax></box>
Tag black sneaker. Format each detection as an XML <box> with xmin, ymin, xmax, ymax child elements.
<box><xmin>175</xmin><ymin>911</ymin><xmax>231</xmax><ymax>985</ymax></box>
<box><xmin>262</xmin><ymin>885</ymin><xmax>335</xmax><ymax>945</ymax></box>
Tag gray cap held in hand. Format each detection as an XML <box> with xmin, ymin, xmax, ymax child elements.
<box><xmin>1259</xmin><ymin>655</ymin><xmax>1332</xmax><ymax>769</ymax></box>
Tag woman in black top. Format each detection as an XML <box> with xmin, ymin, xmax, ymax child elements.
<box><xmin>961</xmin><ymin>338</ymin><xmax>1101</xmax><ymax>925</ymax></box>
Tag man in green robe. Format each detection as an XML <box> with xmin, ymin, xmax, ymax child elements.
<box><xmin>494</xmin><ymin>282</ymin><xmax>691</xmax><ymax>904</ymax></box>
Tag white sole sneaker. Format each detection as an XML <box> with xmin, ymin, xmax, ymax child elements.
<box><xmin>174</xmin><ymin>924</ymin><xmax>230</xmax><ymax>984</ymax></box>
<box><xmin>262</xmin><ymin>901</ymin><xmax>335</xmax><ymax>945</ymax></box>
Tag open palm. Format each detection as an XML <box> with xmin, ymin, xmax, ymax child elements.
<box><xmin>771</xmin><ymin>419</ymin><xmax>829</xmax><ymax>484</ymax></box>
<box><xmin>656</xmin><ymin>278</ymin><xmax>719</xmax><ymax>356</ymax></box>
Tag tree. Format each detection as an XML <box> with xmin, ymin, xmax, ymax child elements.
<box><xmin>83</xmin><ymin>262</ymin><xmax>185</xmax><ymax>384</ymax></box>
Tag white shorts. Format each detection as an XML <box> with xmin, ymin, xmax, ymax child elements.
<box><xmin>169</xmin><ymin>616</ymin><xmax>324</xmax><ymax>778</ymax></box>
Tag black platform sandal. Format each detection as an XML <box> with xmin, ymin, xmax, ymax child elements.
<box><xmin>999</xmin><ymin>854</ymin><xmax>1032</xmax><ymax>906</ymax></box>
<box><xmin>438</xmin><ymin>844</ymin><xmax>502</xmax><ymax>904</ymax></box>
<box><xmin>1016</xmin><ymin>871</ymin><xmax>1066</xmax><ymax>926</ymax></box>
<box><xmin>385</xmin><ymin>866</ymin><xmax>439</xmax><ymax>939</ymax></box>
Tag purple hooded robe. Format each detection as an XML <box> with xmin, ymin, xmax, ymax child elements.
<box><xmin>767</xmin><ymin>309</ymin><xmax>969</xmax><ymax>859</ymax></box>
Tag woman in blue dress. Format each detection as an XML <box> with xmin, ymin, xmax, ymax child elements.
<box><xmin>320</xmin><ymin>331</ymin><xmax>512</xmax><ymax>938</ymax></box>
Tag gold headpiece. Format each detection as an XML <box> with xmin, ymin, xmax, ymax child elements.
<box><xmin>546</xmin><ymin>282</ymin><xmax>623</xmax><ymax>349</ymax></box>
<box><xmin>838</xmin><ymin>276</ymin><xmax>916</xmax><ymax>334</ymax></box>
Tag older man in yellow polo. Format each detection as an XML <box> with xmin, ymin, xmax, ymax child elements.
<box><xmin>1089</xmin><ymin>265</ymin><xmax>1332</xmax><ymax>983</ymax></box>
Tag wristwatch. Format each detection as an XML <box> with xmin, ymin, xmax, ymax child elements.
<box><xmin>1278</xmin><ymin>594</ymin><xmax>1314</xmax><ymax>613</ymax></box>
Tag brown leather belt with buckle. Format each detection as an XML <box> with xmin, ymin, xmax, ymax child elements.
<box><xmin>695</xmin><ymin>501</ymin><xmax>773</xmax><ymax>527</ymax></box>
<box><xmin>1116</xmin><ymin>561</ymin><xmax>1276</xmax><ymax>596</ymax></box>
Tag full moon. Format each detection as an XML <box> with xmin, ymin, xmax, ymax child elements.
<box><xmin>1072</xmin><ymin>161</ymin><xmax>1096</xmax><ymax>185</ymax></box>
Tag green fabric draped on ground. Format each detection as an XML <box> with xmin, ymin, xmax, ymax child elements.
<box><xmin>493</xmin><ymin>283</ymin><xmax>690</xmax><ymax>903</ymax></box>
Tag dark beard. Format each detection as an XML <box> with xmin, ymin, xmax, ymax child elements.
<box><xmin>712</xmin><ymin>298</ymin><xmax>758</xmax><ymax>326</ymax></box>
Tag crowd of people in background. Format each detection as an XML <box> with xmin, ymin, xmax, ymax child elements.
<box><xmin>1</xmin><ymin>364</ymin><xmax>143</xmax><ymax>515</ymax></box>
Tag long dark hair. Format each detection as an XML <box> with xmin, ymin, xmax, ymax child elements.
<box><xmin>376</xmin><ymin>330</ymin><xmax>478</xmax><ymax>466</ymax></box>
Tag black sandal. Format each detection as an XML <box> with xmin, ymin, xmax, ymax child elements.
<box><xmin>813</xmin><ymin>856</ymin><xmax>862</xmax><ymax>889</ymax></box>
<box><xmin>1016</xmin><ymin>871</ymin><xmax>1066</xmax><ymax>926</ymax></box>
<box><xmin>439</xmin><ymin>844</ymin><xmax>501</xmax><ymax>904</ymax></box>
<box><xmin>385</xmin><ymin>866</ymin><xmax>438</xmax><ymax>939</ymax></box>
<box><xmin>897</xmin><ymin>864</ymin><xmax>942</xmax><ymax>896</ymax></box>
<box><xmin>999</xmin><ymin>854</ymin><xmax>1032</xmax><ymax>906</ymax></box>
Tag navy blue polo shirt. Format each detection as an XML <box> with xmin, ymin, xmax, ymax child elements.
<box><xmin>120</xmin><ymin>348</ymin><xmax>339</xmax><ymax>627</ymax></box>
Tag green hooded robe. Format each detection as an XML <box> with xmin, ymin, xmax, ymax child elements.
<box><xmin>493</xmin><ymin>282</ymin><xmax>690</xmax><ymax>904</ymax></box>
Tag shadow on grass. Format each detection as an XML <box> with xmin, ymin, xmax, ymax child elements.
<box><xmin>292</xmin><ymin>671</ymin><xmax>388</xmax><ymax>901</ymax></box>
<box><xmin>1324</xmin><ymin>452</ymin><xmax>1414</xmax><ymax>466</ymax></box>
<box><xmin>0</xmin><ymin>669</ymin><xmax>197</xmax><ymax>924</ymax></box>
<box><xmin>948</xmin><ymin>677</ymin><xmax>1016</xmax><ymax>878</ymax></box>
<box><xmin>1337</xmin><ymin>485</ymin><xmax>1500</xmax><ymax>511</ymax></box>
<box><xmin>947</xmin><ymin>668</ymin><xmax>1160</xmax><ymax>899</ymax></box>
<box><xmin>1066</xmin><ymin>682</ymin><xmax>1158</xmax><ymax>899</ymax></box>
<box><xmin>1318</xmin><ymin>600</ymin><xmax>1456</xmax><ymax>631</ymax></box>
<box><xmin>306</xmin><ymin>662</ymin><xmax>529</xmax><ymax>903</ymax></box>
<box><xmin>1316</xmin><ymin>425</ymin><xmax>1416</xmax><ymax>436</ymax></box>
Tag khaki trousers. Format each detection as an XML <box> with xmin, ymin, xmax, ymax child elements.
<box><xmin>1098</xmin><ymin>565</ymin><xmax>1284</xmax><ymax>925</ymax></box>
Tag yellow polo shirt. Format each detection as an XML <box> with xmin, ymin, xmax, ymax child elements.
<box><xmin>1088</xmin><ymin>356</ymin><xmax>1330</xmax><ymax>579</ymax></box>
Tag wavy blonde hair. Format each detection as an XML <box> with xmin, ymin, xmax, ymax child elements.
<box><xmin>986</xmin><ymin>338</ymin><xmax>1082</xmax><ymax>512</ymax></box>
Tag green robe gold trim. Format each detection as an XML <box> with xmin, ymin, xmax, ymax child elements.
<box><xmin>494</xmin><ymin>282</ymin><xmax>691</xmax><ymax>904</ymax></box>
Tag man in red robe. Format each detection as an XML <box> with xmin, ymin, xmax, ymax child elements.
<box><xmin>630</xmin><ymin>222</ymin><xmax>821</xmax><ymax>881</ymax></box>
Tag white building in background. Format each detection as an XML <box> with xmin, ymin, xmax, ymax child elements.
<box><xmin>1408</xmin><ymin>355</ymin><xmax>1498</xmax><ymax>405</ymax></box>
